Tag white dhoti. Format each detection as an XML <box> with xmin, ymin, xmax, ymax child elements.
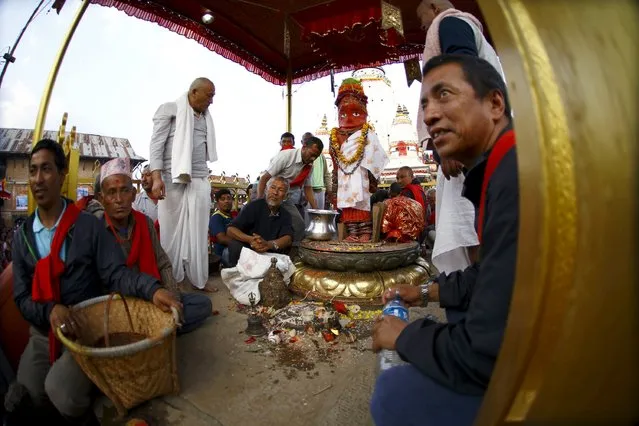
<box><xmin>159</xmin><ymin>177</ymin><xmax>211</xmax><ymax>289</ymax></box>
<box><xmin>432</xmin><ymin>169</ymin><xmax>479</xmax><ymax>274</ymax></box>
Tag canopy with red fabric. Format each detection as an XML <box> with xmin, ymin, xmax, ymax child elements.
<box><xmin>90</xmin><ymin>0</ymin><xmax>491</xmax><ymax>85</ymax></box>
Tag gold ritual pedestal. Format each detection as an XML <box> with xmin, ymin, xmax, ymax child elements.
<box><xmin>290</xmin><ymin>240</ymin><xmax>433</xmax><ymax>306</ymax></box>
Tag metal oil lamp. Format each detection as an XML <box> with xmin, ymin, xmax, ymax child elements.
<box><xmin>245</xmin><ymin>292</ymin><xmax>267</xmax><ymax>337</ymax></box>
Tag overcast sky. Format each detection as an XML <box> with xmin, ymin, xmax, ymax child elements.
<box><xmin>0</xmin><ymin>0</ymin><xmax>422</xmax><ymax>179</ymax></box>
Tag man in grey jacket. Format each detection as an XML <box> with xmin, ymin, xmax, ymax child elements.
<box><xmin>10</xmin><ymin>139</ymin><xmax>181</xmax><ymax>425</ymax></box>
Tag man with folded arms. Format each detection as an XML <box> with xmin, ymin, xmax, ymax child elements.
<box><xmin>227</xmin><ymin>176</ymin><xmax>294</xmax><ymax>267</ymax></box>
<box><xmin>257</xmin><ymin>137</ymin><xmax>323</xmax><ymax>242</ymax></box>
<box><xmin>99</xmin><ymin>157</ymin><xmax>212</xmax><ymax>335</ymax></box>
<box><xmin>10</xmin><ymin>139</ymin><xmax>181</xmax><ymax>424</ymax></box>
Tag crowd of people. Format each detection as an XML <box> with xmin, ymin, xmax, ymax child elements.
<box><xmin>2</xmin><ymin>1</ymin><xmax>523</xmax><ymax>425</ymax></box>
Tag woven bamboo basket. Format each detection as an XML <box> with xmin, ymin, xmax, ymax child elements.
<box><xmin>55</xmin><ymin>294</ymin><xmax>180</xmax><ymax>417</ymax></box>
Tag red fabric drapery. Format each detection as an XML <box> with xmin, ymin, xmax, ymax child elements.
<box><xmin>91</xmin><ymin>0</ymin><xmax>423</xmax><ymax>84</ymax></box>
<box><xmin>296</xmin><ymin>1</ymin><xmax>406</xmax><ymax>67</ymax></box>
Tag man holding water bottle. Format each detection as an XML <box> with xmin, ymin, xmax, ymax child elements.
<box><xmin>371</xmin><ymin>54</ymin><xmax>519</xmax><ymax>426</ymax></box>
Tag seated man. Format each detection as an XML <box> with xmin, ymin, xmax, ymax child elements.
<box><xmin>99</xmin><ymin>158</ymin><xmax>212</xmax><ymax>334</ymax></box>
<box><xmin>371</xmin><ymin>55</ymin><xmax>518</xmax><ymax>426</ymax></box>
<box><xmin>396</xmin><ymin>166</ymin><xmax>428</xmax><ymax>213</ymax></box>
<box><xmin>10</xmin><ymin>140</ymin><xmax>181</xmax><ymax>424</ymax></box>
<box><xmin>226</xmin><ymin>176</ymin><xmax>293</xmax><ymax>267</ymax></box>
<box><xmin>258</xmin><ymin>137</ymin><xmax>323</xmax><ymax>242</ymax></box>
<box><xmin>209</xmin><ymin>189</ymin><xmax>234</xmax><ymax>267</ymax></box>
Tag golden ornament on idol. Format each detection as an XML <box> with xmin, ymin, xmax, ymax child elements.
<box><xmin>330</xmin><ymin>122</ymin><xmax>370</xmax><ymax>166</ymax></box>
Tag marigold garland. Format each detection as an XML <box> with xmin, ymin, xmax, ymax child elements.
<box><xmin>330</xmin><ymin>122</ymin><xmax>370</xmax><ymax>167</ymax></box>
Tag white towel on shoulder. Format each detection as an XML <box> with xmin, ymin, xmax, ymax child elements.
<box><xmin>432</xmin><ymin>169</ymin><xmax>479</xmax><ymax>274</ymax></box>
<box><xmin>172</xmin><ymin>92</ymin><xmax>218</xmax><ymax>184</ymax></box>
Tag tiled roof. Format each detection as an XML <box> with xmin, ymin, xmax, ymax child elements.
<box><xmin>0</xmin><ymin>128</ymin><xmax>146</xmax><ymax>163</ymax></box>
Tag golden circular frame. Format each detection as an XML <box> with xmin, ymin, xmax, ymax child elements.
<box><xmin>475</xmin><ymin>0</ymin><xmax>637</xmax><ymax>423</ymax></box>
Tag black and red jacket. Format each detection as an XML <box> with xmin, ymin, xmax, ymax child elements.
<box><xmin>397</xmin><ymin>127</ymin><xmax>518</xmax><ymax>396</ymax></box>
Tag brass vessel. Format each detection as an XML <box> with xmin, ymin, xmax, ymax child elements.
<box><xmin>304</xmin><ymin>209</ymin><xmax>338</xmax><ymax>241</ymax></box>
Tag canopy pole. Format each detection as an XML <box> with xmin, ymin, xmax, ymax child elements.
<box><xmin>284</xmin><ymin>14</ymin><xmax>292</xmax><ymax>133</ymax></box>
<box><xmin>33</xmin><ymin>0</ymin><xmax>90</xmax><ymax>145</ymax></box>
<box><xmin>29</xmin><ymin>0</ymin><xmax>90</xmax><ymax>214</ymax></box>
<box><xmin>286</xmin><ymin>63</ymin><xmax>292</xmax><ymax>132</ymax></box>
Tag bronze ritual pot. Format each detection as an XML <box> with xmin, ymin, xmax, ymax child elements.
<box><xmin>305</xmin><ymin>209</ymin><xmax>338</xmax><ymax>241</ymax></box>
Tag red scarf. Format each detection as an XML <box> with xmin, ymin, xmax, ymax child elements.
<box><xmin>280</xmin><ymin>146</ymin><xmax>294</xmax><ymax>151</ymax></box>
<box><xmin>106</xmin><ymin>210</ymin><xmax>161</xmax><ymax>280</ymax></box>
<box><xmin>477</xmin><ymin>129</ymin><xmax>516</xmax><ymax>243</ymax></box>
<box><xmin>31</xmin><ymin>202</ymin><xmax>81</xmax><ymax>364</ymax></box>
<box><xmin>402</xmin><ymin>183</ymin><xmax>426</xmax><ymax>211</ymax></box>
<box><xmin>289</xmin><ymin>164</ymin><xmax>312</xmax><ymax>188</ymax></box>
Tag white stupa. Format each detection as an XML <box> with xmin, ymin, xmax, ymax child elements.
<box><xmin>351</xmin><ymin>67</ymin><xmax>397</xmax><ymax>152</ymax></box>
<box><xmin>314</xmin><ymin>114</ymin><xmax>333</xmax><ymax>173</ymax></box>
<box><xmin>381</xmin><ymin>105</ymin><xmax>434</xmax><ymax>183</ymax></box>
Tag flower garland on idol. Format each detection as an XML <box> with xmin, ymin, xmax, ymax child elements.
<box><xmin>329</xmin><ymin>122</ymin><xmax>371</xmax><ymax>176</ymax></box>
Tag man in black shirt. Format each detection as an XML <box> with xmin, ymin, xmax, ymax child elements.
<box><xmin>370</xmin><ymin>55</ymin><xmax>518</xmax><ymax>426</ymax></box>
<box><xmin>226</xmin><ymin>176</ymin><xmax>294</xmax><ymax>267</ymax></box>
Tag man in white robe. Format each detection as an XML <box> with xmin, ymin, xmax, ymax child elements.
<box><xmin>149</xmin><ymin>77</ymin><xmax>217</xmax><ymax>291</ymax></box>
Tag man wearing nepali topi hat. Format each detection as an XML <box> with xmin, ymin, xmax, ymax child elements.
<box><xmin>99</xmin><ymin>158</ymin><xmax>212</xmax><ymax>334</ymax></box>
<box><xmin>330</xmin><ymin>78</ymin><xmax>389</xmax><ymax>242</ymax></box>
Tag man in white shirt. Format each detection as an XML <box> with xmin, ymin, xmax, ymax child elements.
<box><xmin>257</xmin><ymin>137</ymin><xmax>323</xmax><ymax>242</ymax></box>
<box><xmin>132</xmin><ymin>164</ymin><xmax>158</xmax><ymax>222</ymax></box>
<box><xmin>303</xmin><ymin>132</ymin><xmax>332</xmax><ymax>211</ymax></box>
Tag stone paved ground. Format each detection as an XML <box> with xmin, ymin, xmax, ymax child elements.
<box><xmin>100</xmin><ymin>275</ymin><xmax>444</xmax><ymax>426</ymax></box>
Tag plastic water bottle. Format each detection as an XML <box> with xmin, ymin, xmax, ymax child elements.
<box><xmin>376</xmin><ymin>294</ymin><xmax>409</xmax><ymax>374</ymax></box>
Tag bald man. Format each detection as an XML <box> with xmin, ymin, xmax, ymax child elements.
<box><xmin>149</xmin><ymin>77</ymin><xmax>218</xmax><ymax>291</ymax></box>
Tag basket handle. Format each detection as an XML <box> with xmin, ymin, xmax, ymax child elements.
<box><xmin>103</xmin><ymin>292</ymin><xmax>136</xmax><ymax>348</ymax></box>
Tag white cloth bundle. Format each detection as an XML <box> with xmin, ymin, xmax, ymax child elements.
<box><xmin>432</xmin><ymin>169</ymin><xmax>479</xmax><ymax>274</ymax></box>
<box><xmin>221</xmin><ymin>248</ymin><xmax>296</xmax><ymax>305</ymax></box>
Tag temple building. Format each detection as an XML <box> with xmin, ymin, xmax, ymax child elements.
<box><xmin>0</xmin><ymin>128</ymin><xmax>145</xmax><ymax>224</ymax></box>
<box><xmin>351</xmin><ymin>68</ymin><xmax>397</xmax><ymax>151</ymax></box>
<box><xmin>314</xmin><ymin>114</ymin><xmax>333</xmax><ymax>173</ymax></box>
<box><xmin>381</xmin><ymin>105</ymin><xmax>436</xmax><ymax>184</ymax></box>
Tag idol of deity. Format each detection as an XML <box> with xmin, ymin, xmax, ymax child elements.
<box><xmin>330</xmin><ymin>78</ymin><xmax>389</xmax><ymax>242</ymax></box>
